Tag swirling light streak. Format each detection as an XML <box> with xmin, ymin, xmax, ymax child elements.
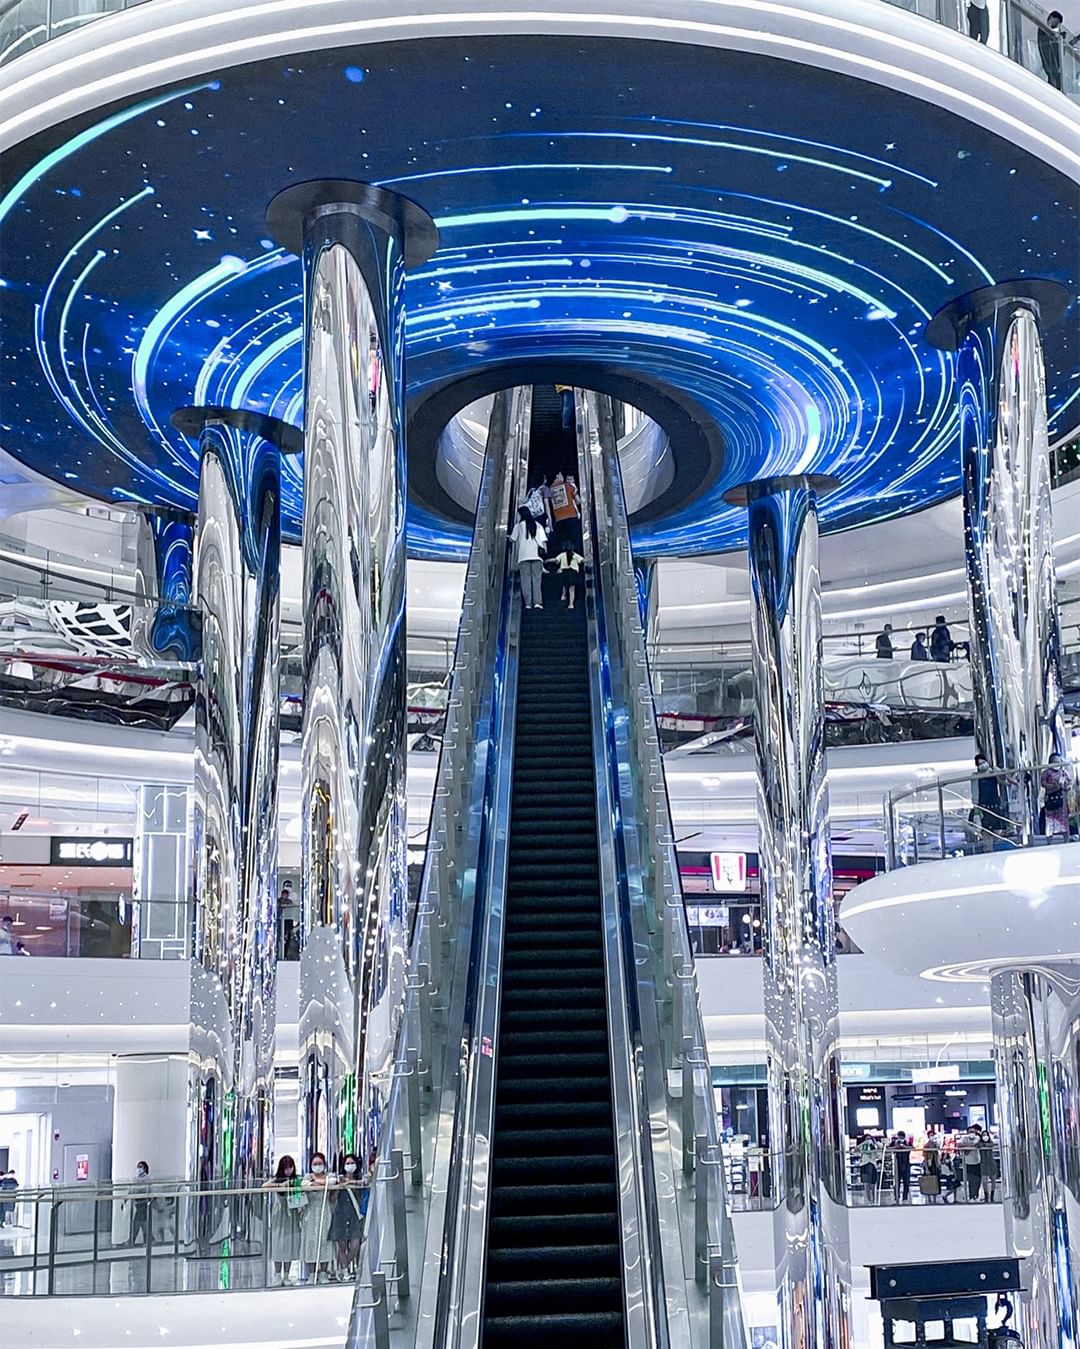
<box><xmin>620</xmin><ymin>116</ymin><xmax>943</xmax><ymax>188</ymax></box>
<box><xmin>0</xmin><ymin>38</ymin><xmax>1073</xmax><ymax>557</ymax></box>
<box><xmin>505</xmin><ymin>127</ymin><xmax>899</xmax><ymax>188</ymax></box>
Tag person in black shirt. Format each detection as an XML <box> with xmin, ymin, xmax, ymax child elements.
<box><xmin>1039</xmin><ymin>12</ymin><xmax>1065</xmax><ymax>90</ymax></box>
<box><xmin>930</xmin><ymin>616</ymin><xmax>952</xmax><ymax>663</ymax></box>
<box><xmin>910</xmin><ymin>633</ymin><xmax>929</xmax><ymax>661</ymax></box>
<box><xmin>972</xmin><ymin>753</ymin><xmax>1010</xmax><ymax>846</ymax></box>
<box><xmin>875</xmin><ymin>624</ymin><xmax>894</xmax><ymax>659</ymax></box>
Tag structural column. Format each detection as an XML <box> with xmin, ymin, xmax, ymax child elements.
<box><xmin>991</xmin><ymin>970</ymin><xmax>1080</xmax><ymax>1349</ymax></box>
<box><xmin>928</xmin><ymin>280</ymin><xmax>1074</xmax><ymax>1349</ymax></box>
<box><xmin>928</xmin><ymin>280</ymin><xmax>1069</xmax><ymax>830</ymax></box>
<box><xmin>724</xmin><ymin>474</ymin><xmax>851</xmax><ymax>1349</ymax></box>
<box><xmin>171</xmin><ymin>404</ymin><xmax>300</xmax><ymax>1191</ymax></box>
<box><xmin>266</xmin><ymin>181</ymin><xmax>437</xmax><ymax>1168</ymax></box>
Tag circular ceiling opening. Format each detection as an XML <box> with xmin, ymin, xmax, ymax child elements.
<box><xmin>434</xmin><ymin>390</ymin><xmax>675</xmax><ymax>518</ymax></box>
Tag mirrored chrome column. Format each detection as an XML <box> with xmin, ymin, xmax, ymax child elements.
<box><xmin>266</xmin><ymin>181</ymin><xmax>437</xmax><ymax>1168</ymax></box>
<box><xmin>132</xmin><ymin>507</ymin><xmax>197</xmax><ymax>660</ymax></box>
<box><xmin>725</xmin><ymin>474</ymin><xmax>851</xmax><ymax>1349</ymax></box>
<box><xmin>172</xmin><ymin>405</ymin><xmax>300</xmax><ymax>1189</ymax></box>
<box><xmin>991</xmin><ymin>967</ymin><xmax>1080</xmax><ymax>1349</ymax></box>
<box><xmin>927</xmin><ymin>281</ymin><xmax>1069</xmax><ymax>832</ymax></box>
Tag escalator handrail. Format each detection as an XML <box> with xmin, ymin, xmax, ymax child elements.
<box><xmin>581</xmin><ymin>392</ymin><xmax>751</xmax><ymax>1348</ymax></box>
<box><xmin>429</xmin><ymin>387</ymin><xmax>531</xmax><ymax>1349</ymax></box>
<box><xmin>577</xmin><ymin>400</ymin><xmax>668</xmax><ymax>1348</ymax></box>
<box><xmin>346</xmin><ymin>386</ymin><xmax>528</xmax><ymax>1349</ymax></box>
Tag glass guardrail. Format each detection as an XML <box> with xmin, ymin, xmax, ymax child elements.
<box><xmin>343</xmin><ymin>386</ymin><xmax>530</xmax><ymax>1347</ymax></box>
<box><xmin>0</xmin><ymin>1136</ymin><xmax>1020</xmax><ymax>1298</ymax></box>
<box><xmin>579</xmin><ymin>390</ymin><xmax>751</xmax><ymax>1348</ymax></box>
<box><xmin>716</xmin><ymin>1141</ymin><xmax>1008</xmax><ymax>1213</ymax></box>
<box><xmin>0</xmin><ymin>0</ymin><xmax>1077</xmax><ymax>105</ymax></box>
<box><xmin>885</xmin><ymin>759</ymin><xmax>1079</xmax><ymax>866</ymax></box>
<box><xmin>0</xmin><ymin>1178</ymin><xmax>359</xmax><ymax>1296</ymax></box>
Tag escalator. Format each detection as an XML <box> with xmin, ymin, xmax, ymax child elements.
<box><xmin>349</xmin><ymin>386</ymin><xmax>748</xmax><ymax>1349</ymax></box>
<box><xmin>481</xmin><ymin>402</ymin><xmax>624</xmax><ymax>1346</ymax></box>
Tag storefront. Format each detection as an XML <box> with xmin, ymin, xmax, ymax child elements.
<box><xmin>680</xmin><ymin>849</ymin><xmax>876</xmax><ymax>954</ymax></box>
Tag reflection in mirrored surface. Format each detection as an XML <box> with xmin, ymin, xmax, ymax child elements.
<box><xmin>284</xmin><ymin>187</ymin><xmax>429</xmax><ymax>1170</ymax></box>
<box><xmin>187</xmin><ymin>414</ymin><xmax>282</xmax><ymax>1190</ymax></box>
<box><xmin>741</xmin><ymin>479</ymin><xmax>851</xmax><ymax>1349</ymax></box>
<box><xmin>958</xmin><ymin>299</ymin><xmax>1066</xmax><ymax>827</ymax></box>
<box><xmin>991</xmin><ymin>967</ymin><xmax>1080</xmax><ymax>1348</ymax></box>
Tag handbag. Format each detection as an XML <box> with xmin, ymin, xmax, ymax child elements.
<box><xmin>918</xmin><ymin>1174</ymin><xmax>940</xmax><ymax>1196</ymax></box>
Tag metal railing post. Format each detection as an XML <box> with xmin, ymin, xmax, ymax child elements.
<box><xmin>390</xmin><ymin>1148</ymin><xmax>410</xmax><ymax>1301</ymax></box>
<box><xmin>47</xmin><ymin>1199</ymin><xmax>59</xmax><ymax>1295</ymax></box>
<box><xmin>682</xmin><ymin>1035</ymin><xmax>696</xmax><ymax>1175</ymax></box>
<box><xmin>708</xmin><ymin>1252</ymin><xmax>727</xmax><ymax>1349</ymax></box>
<box><xmin>371</xmin><ymin>1269</ymin><xmax>391</xmax><ymax>1349</ymax></box>
<box><xmin>936</xmin><ymin>782</ymin><xmax>946</xmax><ymax>859</ymax></box>
<box><xmin>695</xmin><ymin>1133</ymin><xmax>709</xmax><ymax>1288</ymax></box>
<box><xmin>406</xmin><ymin>1048</ymin><xmax>423</xmax><ymax>1187</ymax></box>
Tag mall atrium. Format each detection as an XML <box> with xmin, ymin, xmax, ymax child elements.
<box><xmin>0</xmin><ymin>0</ymin><xmax>1078</xmax><ymax>1346</ymax></box>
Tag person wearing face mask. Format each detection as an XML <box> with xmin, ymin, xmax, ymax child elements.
<box><xmin>263</xmin><ymin>1155</ymin><xmax>303</xmax><ymax>1284</ymax></box>
<box><xmin>329</xmin><ymin>1154</ymin><xmax>367</xmax><ymax>1279</ymax></box>
<box><xmin>299</xmin><ymin>1152</ymin><xmax>335</xmax><ymax>1283</ymax></box>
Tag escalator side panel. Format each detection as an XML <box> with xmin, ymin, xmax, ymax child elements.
<box><xmin>481</xmin><ymin>396</ymin><xmax>625</xmax><ymax>1347</ymax></box>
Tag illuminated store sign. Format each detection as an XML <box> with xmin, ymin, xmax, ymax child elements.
<box><xmin>911</xmin><ymin>1064</ymin><xmax>961</xmax><ymax>1084</ymax></box>
<box><xmin>49</xmin><ymin>837</ymin><xmax>133</xmax><ymax>866</ymax></box>
<box><xmin>710</xmin><ymin>852</ymin><xmax>748</xmax><ymax>892</ymax></box>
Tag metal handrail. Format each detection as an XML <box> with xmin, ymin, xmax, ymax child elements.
<box><xmin>431</xmin><ymin>383</ymin><xmax>529</xmax><ymax>1346</ymax></box>
<box><xmin>344</xmin><ymin>386</ymin><xmax>528</xmax><ymax>1347</ymax></box>
<box><xmin>580</xmin><ymin>391</ymin><xmax>750</xmax><ymax>1348</ymax></box>
<box><xmin>578</xmin><ymin>394</ymin><xmax>667</xmax><ymax>1346</ymax></box>
<box><xmin>884</xmin><ymin>758</ymin><xmax>1078</xmax><ymax>867</ymax></box>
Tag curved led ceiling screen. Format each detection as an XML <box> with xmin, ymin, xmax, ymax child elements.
<box><xmin>0</xmin><ymin>36</ymin><xmax>1076</xmax><ymax>557</ymax></box>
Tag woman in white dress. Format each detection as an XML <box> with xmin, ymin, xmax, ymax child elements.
<box><xmin>299</xmin><ymin>1152</ymin><xmax>335</xmax><ymax>1283</ymax></box>
<box><xmin>262</xmin><ymin>1155</ymin><xmax>302</xmax><ymax>1284</ymax></box>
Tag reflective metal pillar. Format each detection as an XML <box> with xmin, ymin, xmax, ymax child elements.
<box><xmin>991</xmin><ymin>968</ymin><xmax>1080</xmax><ymax>1349</ymax></box>
<box><xmin>171</xmin><ymin>405</ymin><xmax>300</xmax><ymax>1189</ymax></box>
<box><xmin>928</xmin><ymin>281</ymin><xmax>1074</xmax><ymax>1349</ymax></box>
<box><xmin>928</xmin><ymin>281</ymin><xmax>1070</xmax><ymax>831</ymax></box>
<box><xmin>724</xmin><ymin>474</ymin><xmax>851</xmax><ymax>1349</ymax></box>
<box><xmin>266</xmin><ymin>181</ymin><xmax>437</xmax><ymax>1168</ymax></box>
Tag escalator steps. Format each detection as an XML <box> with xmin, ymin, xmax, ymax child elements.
<box><xmin>482</xmin><ymin>559</ymin><xmax>624</xmax><ymax>1348</ymax></box>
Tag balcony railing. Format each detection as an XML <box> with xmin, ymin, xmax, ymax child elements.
<box><xmin>2</xmin><ymin>0</ymin><xmax>1077</xmax><ymax>104</ymax></box>
<box><xmin>885</xmin><ymin>759</ymin><xmax>1079</xmax><ymax>867</ymax></box>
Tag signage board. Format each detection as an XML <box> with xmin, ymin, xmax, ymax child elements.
<box><xmin>911</xmin><ymin>1064</ymin><xmax>961</xmax><ymax>1085</ymax></box>
<box><xmin>49</xmin><ymin>837</ymin><xmax>133</xmax><ymax>867</ymax></box>
<box><xmin>75</xmin><ymin>1155</ymin><xmax>90</xmax><ymax>1182</ymax></box>
<box><xmin>709</xmin><ymin>852</ymin><xmax>747</xmax><ymax>893</ymax></box>
<box><xmin>690</xmin><ymin>905</ymin><xmax>730</xmax><ymax>928</ymax></box>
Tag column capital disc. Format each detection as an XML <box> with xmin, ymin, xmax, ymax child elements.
<box><xmin>265</xmin><ymin>179</ymin><xmax>439</xmax><ymax>269</ymax></box>
<box><xmin>722</xmin><ymin>472</ymin><xmax>840</xmax><ymax>507</ymax></box>
<box><xmin>171</xmin><ymin>404</ymin><xmax>304</xmax><ymax>457</ymax></box>
<box><xmin>925</xmin><ymin>278</ymin><xmax>1070</xmax><ymax>352</ymax></box>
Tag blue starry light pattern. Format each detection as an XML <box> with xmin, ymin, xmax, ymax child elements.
<box><xmin>0</xmin><ymin>38</ymin><xmax>1076</xmax><ymax>557</ymax></box>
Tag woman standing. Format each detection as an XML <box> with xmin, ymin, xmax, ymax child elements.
<box><xmin>1041</xmin><ymin>754</ymin><xmax>1072</xmax><ymax>838</ymax></box>
<box><xmin>330</xmin><ymin>1154</ymin><xmax>368</xmax><ymax>1280</ymax></box>
<box><xmin>299</xmin><ymin>1152</ymin><xmax>335</xmax><ymax>1283</ymax></box>
<box><xmin>510</xmin><ymin>506</ymin><xmax>547</xmax><ymax>612</ymax></box>
<box><xmin>920</xmin><ymin>1135</ymin><xmax>942</xmax><ymax>1205</ymax></box>
<box><xmin>262</xmin><ymin>1155</ymin><xmax>302</xmax><ymax>1285</ymax></box>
